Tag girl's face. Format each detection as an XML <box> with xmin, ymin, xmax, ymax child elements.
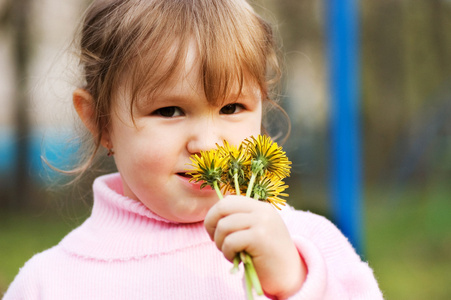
<box><xmin>108</xmin><ymin>44</ymin><xmax>262</xmax><ymax>223</ymax></box>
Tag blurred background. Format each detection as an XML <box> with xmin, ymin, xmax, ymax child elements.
<box><xmin>1</xmin><ymin>0</ymin><xmax>451</xmax><ymax>298</ymax></box>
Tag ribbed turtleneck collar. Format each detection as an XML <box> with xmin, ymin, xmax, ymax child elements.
<box><xmin>59</xmin><ymin>173</ymin><xmax>212</xmax><ymax>261</ymax></box>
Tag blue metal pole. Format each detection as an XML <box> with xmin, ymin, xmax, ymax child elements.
<box><xmin>326</xmin><ymin>0</ymin><xmax>363</xmax><ymax>254</ymax></box>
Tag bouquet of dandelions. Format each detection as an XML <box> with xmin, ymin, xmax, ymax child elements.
<box><xmin>187</xmin><ymin>134</ymin><xmax>291</xmax><ymax>299</ymax></box>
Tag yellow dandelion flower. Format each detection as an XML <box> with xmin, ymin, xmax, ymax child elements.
<box><xmin>245</xmin><ymin>135</ymin><xmax>291</xmax><ymax>179</ymax></box>
<box><xmin>187</xmin><ymin>148</ymin><xmax>226</xmax><ymax>199</ymax></box>
<box><xmin>243</xmin><ymin>135</ymin><xmax>291</xmax><ymax>198</ymax></box>
<box><xmin>252</xmin><ymin>176</ymin><xmax>288</xmax><ymax>210</ymax></box>
<box><xmin>218</xmin><ymin>141</ymin><xmax>251</xmax><ymax>195</ymax></box>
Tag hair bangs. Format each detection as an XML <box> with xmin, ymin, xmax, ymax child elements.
<box><xmin>193</xmin><ymin>0</ymin><xmax>272</xmax><ymax>106</ymax></box>
<box><xmin>117</xmin><ymin>0</ymin><xmax>276</xmax><ymax>110</ymax></box>
<box><xmin>110</xmin><ymin>2</ymin><xmax>194</xmax><ymax>114</ymax></box>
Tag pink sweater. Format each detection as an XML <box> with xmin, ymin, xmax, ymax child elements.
<box><xmin>4</xmin><ymin>173</ymin><xmax>383</xmax><ymax>299</ymax></box>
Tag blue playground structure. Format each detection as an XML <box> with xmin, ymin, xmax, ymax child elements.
<box><xmin>326</xmin><ymin>0</ymin><xmax>363</xmax><ymax>254</ymax></box>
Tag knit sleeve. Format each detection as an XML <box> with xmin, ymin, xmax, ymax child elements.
<box><xmin>280</xmin><ymin>209</ymin><xmax>384</xmax><ymax>300</ymax></box>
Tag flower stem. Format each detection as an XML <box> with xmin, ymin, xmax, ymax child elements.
<box><xmin>241</xmin><ymin>252</ymin><xmax>263</xmax><ymax>296</ymax></box>
<box><xmin>231</xmin><ymin>254</ymin><xmax>240</xmax><ymax>274</ymax></box>
<box><xmin>243</xmin><ymin>264</ymin><xmax>254</xmax><ymax>300</ymax></box>
<box><xmin>213</xmin><ymin>181</ymin><xmax>223</xmax><ymax>199</ymax></box>
<box><xmin>233</xmin><ymin>172</ymin><xmax>241</xmax><ymax>195</ymax></box>
<box><xmin>246</xmin><ymin>172</ymin><xmax>257</xmax><ymax>198</ymax></box>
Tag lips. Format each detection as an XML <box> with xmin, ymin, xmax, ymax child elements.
<box><xmin>176</xmin><ymin>172</ymin><xmax>214</xmax><ymax>191</ymax></box>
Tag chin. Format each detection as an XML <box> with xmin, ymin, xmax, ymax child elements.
<box><xmin>172</xmin><ymin>208</ymin><xmax>209</xmax><ymax>224</ymax></box>
<box><xmin>177</xmin><ymin>213</ymin><xmax>207</xmax><ymax>224</ymax></box>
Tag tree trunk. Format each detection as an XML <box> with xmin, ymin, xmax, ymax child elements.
<box><xmin>11</xmin><ymin>0</ymin><xmax>32</xmax><ymax>210</ymax></box>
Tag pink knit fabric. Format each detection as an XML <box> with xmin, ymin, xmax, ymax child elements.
<box><xmin>3</xmin><ymin>173</ymin><xmax>383</xmax><ymax>299</ymax></box>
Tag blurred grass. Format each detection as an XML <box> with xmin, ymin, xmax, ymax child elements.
<box><xmin>366</xmin><ymin>180</ymin><xmax>451</xmax><ymax>299</ymax></box>
<box><xmin>1</xmin><ymin>182</ymin><xmax>451</xmax><ymax>298</ymax></box>
<box><xmin>0</xmin><ymin>210</ymin><xmax>87</xmax><ymax>294</ymax></box>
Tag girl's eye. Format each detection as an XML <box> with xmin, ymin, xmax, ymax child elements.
<box><xmin>220</xmin><ymin>103</ymin><xmax>244</xmax><ymax>115</ymax></box>
<box><xmin>154</xmin><ymin>106</ymin><xmax>183</xmax><ymax>117</ymax></box>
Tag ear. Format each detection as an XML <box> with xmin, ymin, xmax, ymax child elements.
<box><xmin>73</xmin><ymin>88</ymin><xmax>97</xmax><ymax>135</ymax></box>
<box><xmin>73</xmin><ymin>89</ymin><xmax>111</xmax><ymax>149</ymax></box>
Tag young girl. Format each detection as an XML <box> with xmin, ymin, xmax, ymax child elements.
<box><xmin>4</xmin><ymin>0</ymin><xmax>383</xmax><ymax>299</ymax></box>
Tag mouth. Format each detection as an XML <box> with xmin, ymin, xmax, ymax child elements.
<box><xmin>176</xmin><ymin>172</ymin><xmax>214</xmax><ymax>192</ymax></box>
<box><xmin>177</xmin><ymin>172</ymin><xmax>192</xmax><ymax>179</ymax></box>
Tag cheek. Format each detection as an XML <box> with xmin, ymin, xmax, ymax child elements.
<box><xmin>131</xmin><ymin>142</ymin><xmax>172</xmax><ymax>170</ymax></box>
<box><xmin>226</xmin><ymin>124</ymin><xmax>261</xmax><ymax>146</ymax></box>
<box><xmin>112</xmin><ymin>132</ymin><xmax>169</xmax><ymax>173</ymax></box>
<box><xmin>116</xmin><ymin>145</ymin><xmax>173</xmax><ymax>197</ymax></box>
<box><xmin>143</xmin><ymin>150</ymin><xmax>169</xmax><ymax>172</ymax></box>
<box><xmin>241</xmin><ymin>115</ymin><xmax>262</xmax><ymax>139</ymax></box>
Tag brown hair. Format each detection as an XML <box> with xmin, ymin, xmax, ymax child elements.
<box><xmin>74</xmin><ymin>0</ymin><xmax>287</xmax><ymax>175</ymax></box>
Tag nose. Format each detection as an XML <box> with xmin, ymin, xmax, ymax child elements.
<box><xmin>186</xmin><ymin>118</ymin><xmax>223</xmax><ymax>155</ymax></box>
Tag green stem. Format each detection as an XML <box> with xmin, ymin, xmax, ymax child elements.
<box><xmin>242</xmin><ymin>253</ymin><xmax>263</xmax><ymax>296</ymax></box>
<box><xmin>245</xmin><ymin>172</ymin><xmax>257</xmax><ymax>198</ymax></box>
<box><xmin>231</xmin><ymin>253</ymin><xmax>241</xmax><ymax>274</ymax></box>
<box><xmin>233</xmin><ymin>172</ymin><xmax>241</xmax><ymax>195</ymax></box>
<box><xmin>213</xmin><ymin>181</ymin><xmax>223</xmax><ymax>199</ymax></box>
<box><xmin>243</xmin><ymin>263</ymin><xmax>254</xmax><ymax>300</ymax></box>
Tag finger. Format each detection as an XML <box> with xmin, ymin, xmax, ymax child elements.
<box><xmin>204</xmin><ymin>196</ymin><xmax>256</xmax><ymax>239</ymax></box>
<box><xmin>213</xmin><ymin>213</ymin><xmax>251</xmax><ymax>251</ymax></box>
<box><xmin>221</xmin><ymin>229</ymin><xmax>257</xmax><ymax>262</ymax></box>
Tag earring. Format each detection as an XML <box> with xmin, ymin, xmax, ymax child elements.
<box><xmin>106</xmin><ymin>141</ymin><xmax>114</xmax><ymax>156</ymax></box>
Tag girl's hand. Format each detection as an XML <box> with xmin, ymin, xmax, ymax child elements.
<box><xmin>204</xmin><ymin>195</ymin><xmax>307</xmax><ymax>299</ymax></box>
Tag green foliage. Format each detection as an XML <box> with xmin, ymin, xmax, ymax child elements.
<box><xmin>366</xmin><ymin>181</ymin><xmax>451</xmax><ymax>300</ymax></box>
<box><xmin>0</xmin><ymin>211</ymin><xmax>87</xmax><ymax>294</ymax></box>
